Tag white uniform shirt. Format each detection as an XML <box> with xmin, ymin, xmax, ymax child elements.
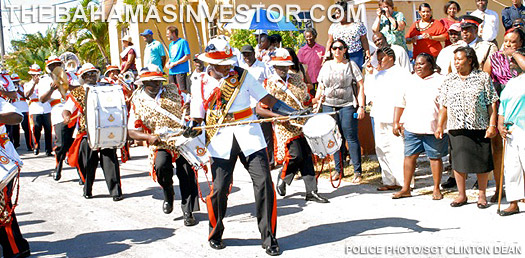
<box><xmin>24</xmin><ymin>79</ymin><xmax>51</xmax><ymax>115</ymax></box>
<box><xmin>0</xmin><ymin>98</ymin><xmax>22</xmax><ymax>163</ymax></box>
<box><xmin>12</xmin><ymin>84</ymin><xmax>29</xmax><ymax>113</ymax></box>
<box><xmin>241</xmin><ymin>60</ymin><xmax>273</xmax><ymax>108</ymax></box>
<box><xmin>365</xmin><ymin>65</ymin><xmax>410</xmax><ymax>123</ymax></box>
<box><xmin>37</xmin><ymin>72</ymin><xmax>80</xmax><ymax>125</ymax></box>
<box><xmin>437</xmin><ymin>38</ymin><xmax>496</xmax><ymax>74</ymax></box>
<box><xmin>472</xmin><ymin>9</ymin><xmax>499</xmax><ymax>42</ymax></box>
<box><xmin>396</xmin><ymin>73</ymin><xmax>445</xmax><ymax>134</ymax></box>
<box><xmin>190</xmin><ymin>68</ymin><xmax>269</xmax><ymax>159</ymax></box>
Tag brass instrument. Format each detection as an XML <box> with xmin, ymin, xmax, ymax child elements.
<box><xmin>60</xmin><ymin>52</ymin><xmax>80</xmax><ymax>73</ymax></box>
<box><xmin>51</xmin><ymin>66</ymin><xmax>69</xmax><ymax>99</ymax></box>
<box><xmin>117</xmin><ymin>71</ymin><xmax>135</xmax><ymax>92</ymax></box>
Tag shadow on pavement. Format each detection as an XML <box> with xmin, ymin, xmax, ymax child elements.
<box><xmin>28</xmin><ymin>227</ymin><xmax>175</xmax><ymax>257</ymax></box>
<box><xmin>226</xmin><ymin>217</ymin><xmax>440</xmax><ymax>250</ymax></box>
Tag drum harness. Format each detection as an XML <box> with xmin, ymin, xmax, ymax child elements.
<box><xmin>141</xmin><ymin>98</ymin><xmax>213</xmax><ymax>202</ymax></box>
<box><xmin>0</xmin><ymin>147</ymin><xmax>21</xmax><ymax>226</ymax></box>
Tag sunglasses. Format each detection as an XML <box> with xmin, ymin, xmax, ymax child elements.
<box><xmin>331</xmin><ymin>46</ymin><xmax>345</xmax><ymax>51</ymax></box>
<box><xmin>513</xmin><ymin>23</ymin><xmax>524</xmax><ymax>27</ymax></box>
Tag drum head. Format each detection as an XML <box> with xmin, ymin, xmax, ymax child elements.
<box><xmin>303</xmin><ymin>114</ymin><xmax>337</xmax><ymax>137</ymax></box>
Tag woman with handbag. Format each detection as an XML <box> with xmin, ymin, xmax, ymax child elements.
<box><xmin>314</xmin><ymin>39</ymin><xmax>365</xmax><ymax>183</ymax></box>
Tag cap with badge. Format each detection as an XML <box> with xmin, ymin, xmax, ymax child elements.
<box><xmin>459</xmin><ymin>15</ymin><xmax>483</xmax><ymax>29</ymax></box>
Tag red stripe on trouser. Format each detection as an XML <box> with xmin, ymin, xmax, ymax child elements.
<box><xmin>67</xmin><ymin>132</ymin><xmax>86</xmax><ymax>182</ymax></box>
<box><xmin>5</xmin><ymin>224</ymin><xmax>19</xmax><ymax>254</ymax></box>
<box><xmin>271</xmin><ymin>183</ymin><xmax>277</xmax><ymax>234</ymax></box>
<box><xmin>206</xmin><ymin>186</ymin><xmax>217</xmax><ymax>240</ymax></box>
<box><xmin>3</xmin><ymin>188</ymin><xmax>19</xmax><ymax>254</ymax></box>
<box><xmin>27</xmin><ymin>115</ymin><xmax>34</xmax><ymax>149</ymax></box>
<box><xmin>279</xmin><ymin>136</ymin><xmax>301</xmax><ymax>180</ymax></box>
<box><xmin>29</xmin><ymin>115</ymin><xmax>37</xmax><ymax>149</ymax></box>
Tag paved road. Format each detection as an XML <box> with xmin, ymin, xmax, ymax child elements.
<box><xmin>10</xmin><ymin>145</ymin><xmax>525</xmax><ymax>258</ymax></box>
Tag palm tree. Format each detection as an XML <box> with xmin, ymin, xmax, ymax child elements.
<box><xmin>60</xmin><ymin>0</ymin><xmax>110</xmax><ymax>65</ymax></box>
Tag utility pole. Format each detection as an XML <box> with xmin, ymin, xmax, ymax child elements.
<box><xmin>0</xmin><ymin>1</ymin><xmax>5</xmax><ymax>61</ymax></box>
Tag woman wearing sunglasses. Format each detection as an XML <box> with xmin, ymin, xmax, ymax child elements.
<box><xmin>314</xmin><ymin>39</ymin><xmax>365</xmax><ymax>183</ymax></box>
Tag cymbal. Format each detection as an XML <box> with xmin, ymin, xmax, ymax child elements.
<box><xmin>52</xmin><ymin>66</ymin><xmax>69</xmax><ymax>98</ymax></box>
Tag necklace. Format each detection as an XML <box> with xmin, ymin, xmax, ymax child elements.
<box><xmin>416</xmin><ymin>19</ymin><xmax>434</xmax><ymax>31</ymax></box>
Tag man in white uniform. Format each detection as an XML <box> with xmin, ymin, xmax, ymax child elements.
<box><xmin>0</xmin><ymin>97</ymin><xmax>31</xmax><ymax>258</ymax></box>
<box><xmin>6</xmin><ymin>74</ymin><xmax>31</xmax><ymax>151</ymax></box>
<box><xmin>38</xmin><ymin>56</ymin><xmax>80</xmax><ymax>179</ymax></box>
<box><xmin>187</xmin><ymin>38</ymin><xmax>307</xmax><ymax>256</ymax></box>
<box><xmin>24</xmin><ymin>64</ymin><xmax>46</xmax><ymax>154</ymax></box>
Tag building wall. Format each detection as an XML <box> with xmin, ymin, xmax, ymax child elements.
<box><xmin>108</xmin><ymin>0</ymin><xmax>512</xmax><ymax>69</ymax></box>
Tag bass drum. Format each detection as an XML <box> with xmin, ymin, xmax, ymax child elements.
<box><xmin>86</xmin><ymin>86</ymin><xmax>128</xmax><ymax>149</ymax></box>
<box><xmin>302</xmin><ymin>113</ymin><xmax>342</xmax><ymax>158</ymax></box>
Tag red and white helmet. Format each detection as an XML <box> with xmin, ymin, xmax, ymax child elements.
<box><xmin>10</xmin><ymin>73</ymin><xmax>20</xmax><ymax>82</ymax></box>
<box><xmin>78</xmin><ymin>63</ymin><xmax>100</xmax><ymax>82</ymax></box>
<box><xmin>268</xmin><ymin>48</ymin><xmax>294</xmax><ymax>67</ymax></box>
<box><xmin>28</xmin><ymin>63</ymin><xmax>42</xmax><ymax>75</ymax></box>
<box><xmin>135</xmin><ymin>64</ymin><xmax>166</xmax><ymax>85</ymax></box>
<box><xmin>197</xmin><ymin>37</ymin><xmax>236</xmax><ymax>65</ymax></box>
<box><xmin>45</xmin><ymin>55</ymin><xmax>64</xmax><ymax>73</ymax></box>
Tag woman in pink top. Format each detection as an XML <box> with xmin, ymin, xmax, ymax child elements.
<box><xmin>440</xmin><ymin>1</ymin><xmax>461</xmax><ymax>46</ymax></box>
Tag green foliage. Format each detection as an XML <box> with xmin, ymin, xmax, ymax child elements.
<box><xmin>229</xmin><ymin>29</ymin><xmax>305</xmax><ymax>52</ymax></box>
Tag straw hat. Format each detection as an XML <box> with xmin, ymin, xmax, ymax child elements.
<box><xmin>104</xmin><ymin>65</ymin><xmax>120</xmax><ymax>77</ymax></box>
<box><xmin>28</xmin><ymin>63</ymin><xmax>42</xmax><ymax>75</ymax></box>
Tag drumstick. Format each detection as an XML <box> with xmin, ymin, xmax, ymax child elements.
<box><xmin>192</xmin><ymin>111</ymin><xmax>338</xmax><ymax>131</ymax></box>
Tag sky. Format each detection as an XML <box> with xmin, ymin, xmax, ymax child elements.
<box><xmin>2</xmin><ymin>0</ymin><xmax>83</xmax><ymax>52</ymax></box>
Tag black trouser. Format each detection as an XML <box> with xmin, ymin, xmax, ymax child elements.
<box><xmin>6</xmin><ymin>112</ymin><xmax>31</xmax><ymax>150</ymax></box>
<box><xmin>79</xmin><ymin>138</ymin><xmax>122</xmax><ymax>197</ymax></box>
<box><xmin>154</xmin><ymin>150</ymin><xmax>199</xmax><ymax>213</ymax></box>
<box><xmin>207</xmin><ymin>136</ymin><xmax>278</xmax><ymax>247</ymax></box>
<box><xmin>54</xmin><ymin>122</ymin><xmax>75</xmax><ymax>168</ymax></box>
<box><xmin>280</xmin><ymin>137</ymin><xmax>317</xmax><ymax>193</ymax></box>
<box><xmin>260</xmin><ymin>121</ymin><xmax>275</xmax><ymax>167</ymax></box>
<box><xmin>0</xmin><ymin>183</ymin><xmax>30</xmax><ymax>258</ymax></box>
<box><xmin>32</xmin><ymin>113</ymin><xmax>52</xmax><ymax>152</ymax></box>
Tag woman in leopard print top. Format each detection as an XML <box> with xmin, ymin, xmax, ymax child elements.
<box><xmin>436</xmin><ymin>46</ymin><xmax>499</xmax><ymax>209</ymax></box>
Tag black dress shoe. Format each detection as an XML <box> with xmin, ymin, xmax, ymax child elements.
<box><xmin>113</xmin><ymin>195</ymin><xmax>124</xmax><ymax>202</ymax></box>
<box><xmin>53</xmin><ymin>163</ymin><xmax>62</xmax><ymax>181</ymax></box>
<box><xmin>163</xmin><ymin>200</ymin><xmax>173</xmax><ymax>214</ymax></box>
<box><xmin>83</xmin><ymin>194</ymin><xmax>93</xmax><ymax>199</ymax></box>
<box><xmin>499</xmin><ymin>208</ymin><xmax>520</xmax><ymax>216</ymax></box>
<box><xmin>183</xmin><ymin>212</ymin><xmax>197</xmax><ymax>226</ymax></box>
<box><xmin>12</xmin><ymin>249</ymin><xmax>31</xmax><ymax>258</ymax></box>
<box><xmin>276</xmin><ymin>174</ymin><xmax>286</xmax><ymax>197</ymax></box>
<box><xmin>45</xmin><ymin>151</ymin><xmax>53</xmax><ymax>156</ymax></box>
<box><xmin>441</xmin><ymin>177</ymin><xmax>456</xmax><ymax>188</ymax></box>
<box><xmin>209</xmin><ymin>239</ymin><xmax>225</xmax><ymax>250</ymax></box>
<box><xmin>265</xmin><ymin>245</ymin><xmax>281</xmax><ymax>256</ymax></box>
<box><xmin>33</xmin><ymin>149</ymin><xmax>39</xmax><ymax>155</ymax></box>
<box><xmin>305</xmin><ymin>191</ymin><xmax>329</xmax><ymax>203</ymax></box>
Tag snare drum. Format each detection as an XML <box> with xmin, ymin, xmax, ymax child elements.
<box><xmin>302</xmin><ymin>114</ymin><xmax>342</xmax><ymax>158</ymax></box>
<box><xmin>0</xmin><ymin>147</ymin><xmax>20</xmax><ymax>190</ymax></box>
<box><xmin>174</xmin><ymin>135</ymin><xmax>210</xmax><ymax>169</ymax></box>
<box><xmin>86</xmin><ymin>86</ymin><xmax>128</xmax><ymax>149</ymax></box>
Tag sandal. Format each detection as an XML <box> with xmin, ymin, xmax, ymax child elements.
<box><xmin>377</xmin><ymin>185</ymin><xmax>401</xmax><ymax>191</ymax></box>
<box><xmin>352</xmin><ymin>176</ymin><xmax>362</xmax><ymax>184</ymax></box>
<box><xmin>477</xmin><ymin>202</ymin><xmax>490</xmax><ymax>209</ymax></box>
<box><xmin>450</xmin><ymin>199</ymin><xmax>468</xmax><ymax>207</ymax></box>
<box><xmin>392</xmin><ymin>192</ymin><xmax>411</xmax><ymax>199</ymax></box>
<box><xmin>432</xmin><ymin>193</ymin><xmax>443</xmax><ymax>200</ymax></box>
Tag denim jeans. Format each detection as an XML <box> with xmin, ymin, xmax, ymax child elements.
<box><xmin>348</xmin><ymin>48</ymin><xmax>364</xmax><ymax>70</ymax></box>
<box><xmin>323</xmin><ymin>105</ymin><xmax>362</xmax><ymax>175</ymax></box>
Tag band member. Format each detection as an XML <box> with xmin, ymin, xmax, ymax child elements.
<box><xmin>0</xmin><ymin>71</ymin><xmax>20</xmax><ymax>150</ymax></box>
<box><xmin>0</xmin><ymin>97</ymin><xmax>31</xmax><ymax>258</ymax></box>
<box><xmin>257</xmin><ymin>48</ymin><xmax>328</xmax><ymax>203</ymax></box>
<box><xmin>127</xmin><ymin>65</ymin><xmax>199</xmax><ymax>226</ymax></box>
<box><xmin>38</xmin><ymin>56</ymin><xmax>81</xmax><ymax>180</ymax></box>
<box><xmin>187</xmin><ymin>38</ymin><xmax>307</xmax><ymax>256</ymax></box>
<box><xmin>63</xmin><ymin>63</ymin><xmax>123</xmax><ymax>201</ymax></box>
<box><xmin>102</xmin><ymin>65</ymin><xmax>131</xmax><ymax>163</ymax></box>
<box><xmin>6</xmin><ymin>74</ymin><xmax>31</xmax><ymax>151</ymax></box>
<box><xmin>24</xmin><ymin>64</ymin><xmax>44</xmax><ymax>153</ymax></box>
